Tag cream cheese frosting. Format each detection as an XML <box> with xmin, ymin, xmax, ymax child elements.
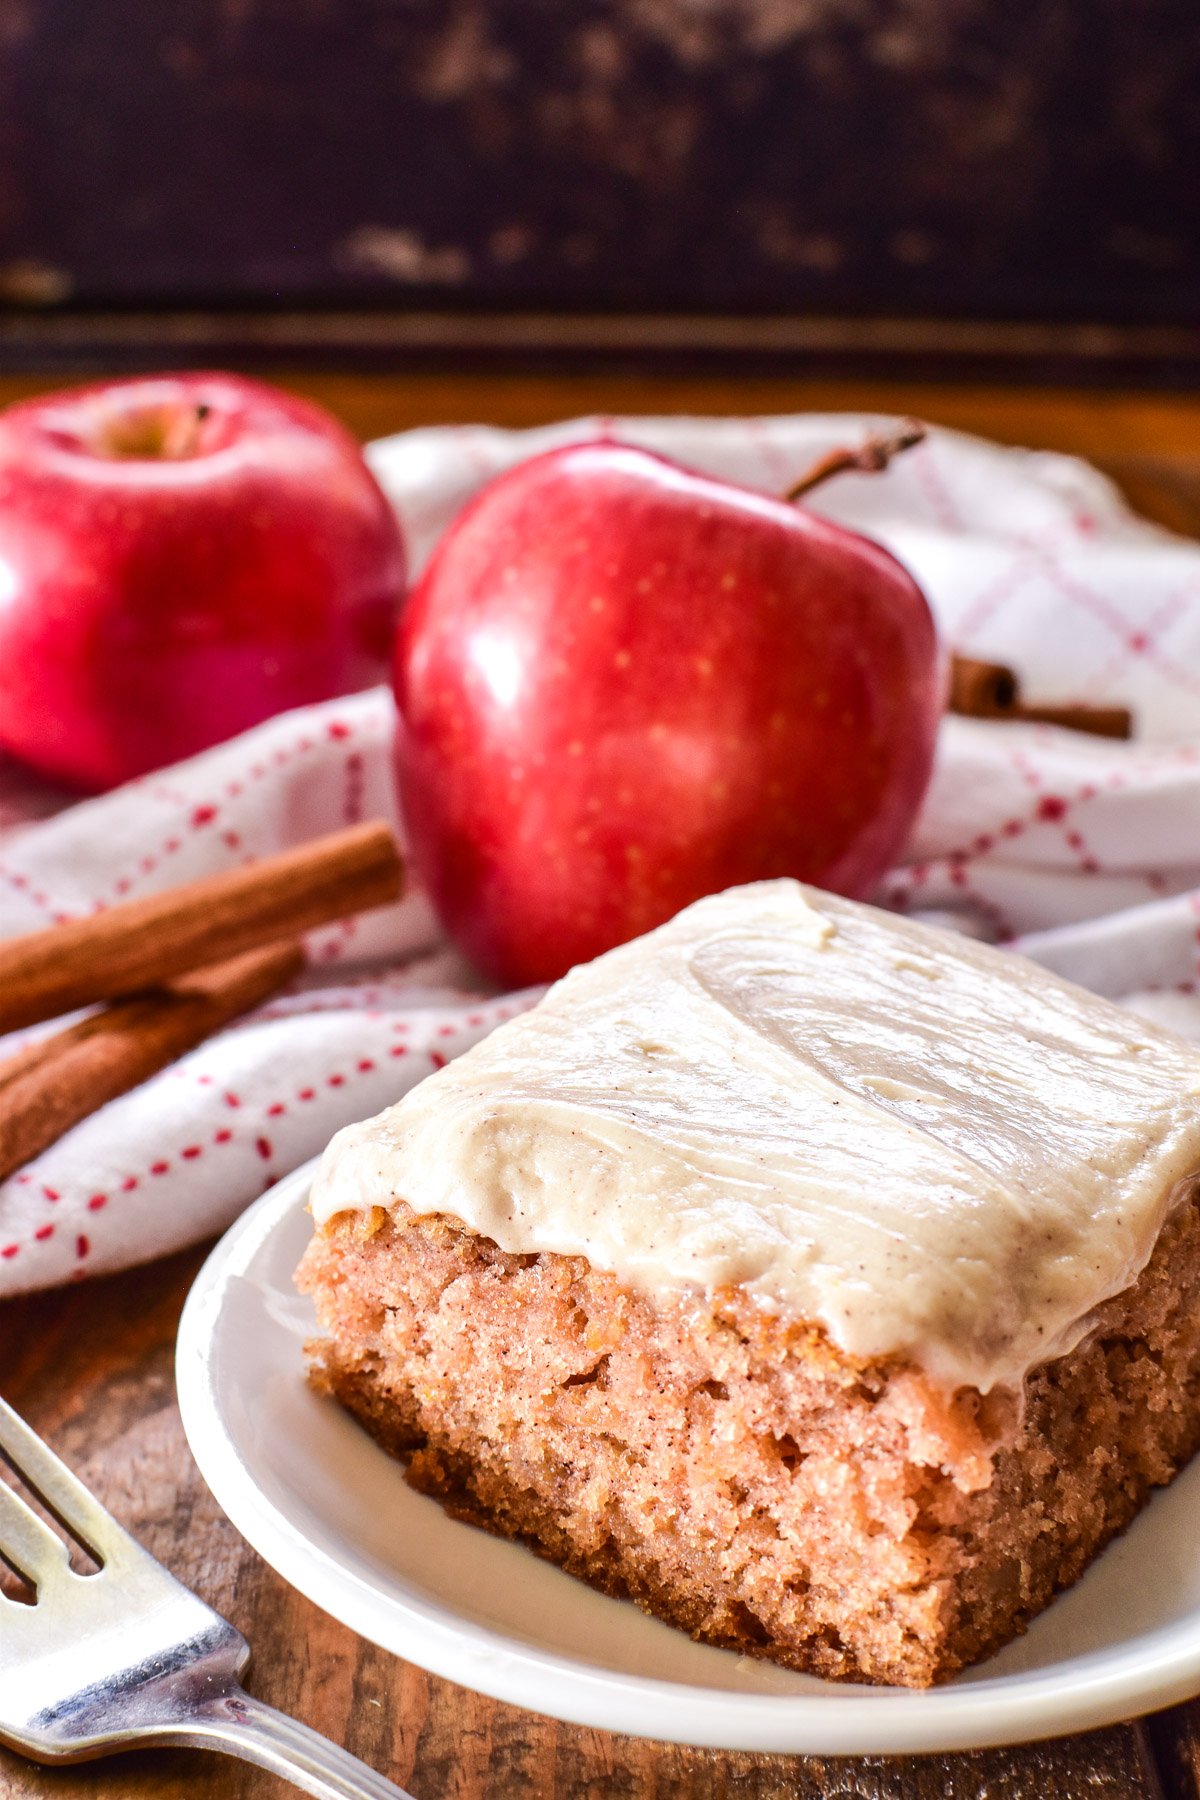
<box><xmin>310</xmin><ymin>880</ymin><xmax>1200</xmax><ymax>1394</ymax></box>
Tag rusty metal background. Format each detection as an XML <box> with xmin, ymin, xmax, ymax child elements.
<box><xmin>1</xmin><ymin>1</ymin><xmax>1197</xmax><ymax>370</ymax></box>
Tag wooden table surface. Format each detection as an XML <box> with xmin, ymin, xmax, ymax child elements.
<box><xmin>3</xmin><ymin>369</ymin><xmax>1200</xmax><ymax>1800</ymax></box>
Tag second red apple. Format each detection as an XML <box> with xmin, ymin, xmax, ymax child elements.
<box><xmin>395</xmin><ymin>441</ymin><xmax>943</xmax><ymax>986</ymax></box>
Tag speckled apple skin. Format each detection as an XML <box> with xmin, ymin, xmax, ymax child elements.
<box><xmin>395</xmin><ymin>441</ymin><xmax>943</xmax><ymax>988</ymax></box>
<box><xmin>0</xmin><ymin>374</ymin><xmax>406</xmax><ymax>791</ymax></box>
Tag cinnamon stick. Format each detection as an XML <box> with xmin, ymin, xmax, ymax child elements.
<box><xmin>948</xmin><ymin>654</ymin><xmax>1132</xmax><ymax>739</ymax></box>
<box><xmin>0</xmin><ymin>939</ymin><xmax>304</xmax><ymax>1184</ymax></box>
<box><xmin>0</xmin><ymin>820</ymin><xmax>403</xmax><ymax>1035</ymax></box>
<box><xmin>948</xmin><ymin>655</ymin><xmax>1020</xmax><ymax>715</ymax></box>
<box><xmin>1008</xmin><ymin>703</ymin><xmax>1134</xmax><ymax>739</ymax></box>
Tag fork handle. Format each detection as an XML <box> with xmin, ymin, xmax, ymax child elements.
<box><xmin>167</xmin><ymin>1684</ymin><xmax>416</xmax><ymax>1800</ymax></box>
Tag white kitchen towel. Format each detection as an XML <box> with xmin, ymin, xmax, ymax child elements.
<box><xmin>0</xmin><ymin>413</ymin><xmax>1198</xmax><ymax>1297</ymax></box>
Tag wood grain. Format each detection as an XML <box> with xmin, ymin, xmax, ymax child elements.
<box><xmin>1148</xmin><ymin>1703</ymin><xmax>1200</xmax><ymax>1800</ymax></box>
<box><xmin>0</xmin><ymin>1251</ymin><xmax>1166</xmax><ymax>1800</ymax></box>
<box><xmin>5</xmin><ymin>372</ymin><xmax>1200</xmax><ymax>464</ymax></box>
<box><xmin>3</xmin><ymin>369</ymin><xmax>1199</xmax><ymax>539</ymax></box>
<box><xmin>1</xmin><ymin>374</ymin><xmax>1199</xmax><ymax>1798</ymax></box>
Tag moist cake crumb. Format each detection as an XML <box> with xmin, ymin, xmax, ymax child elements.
<box><xmin>298</xmin><ymin>1185</ymin><xmax>1200</xmax><ymax>1687</ymax></box>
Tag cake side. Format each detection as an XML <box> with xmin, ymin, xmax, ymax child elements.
<box><xmin>297</xmin><ymin>1183</ymin><xmax>1200</xmax><ymax>1688</ymax></box>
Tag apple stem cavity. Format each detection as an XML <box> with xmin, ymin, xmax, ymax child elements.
<box><xmin>784</xmin><ymin>420</ymin><xmax>927</xmax><ymax>504</ymax></box>
<box><xmin>99</xmin><ymin>400</ymin><xmax>213</xmax><ymax>461</ymax></box>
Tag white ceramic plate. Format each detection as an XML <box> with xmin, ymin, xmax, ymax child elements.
<box><xmin>177</xmin><ymin>1161</ymin><xmax>1200</xmax><ymax>1754</ymax></box>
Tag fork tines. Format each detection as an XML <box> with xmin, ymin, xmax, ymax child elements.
<box><xmin>0</xmin><ymin>1397</ymin><xmax>116</xmax><ymax>1589</ymax></box>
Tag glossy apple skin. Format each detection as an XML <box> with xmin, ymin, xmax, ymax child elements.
<box><xmin>0</xmin><ymin>374</ymin><xmax>406</xmax><ymax>790</ymax></box>
<box><xmin>396</xmin><ymin>441</ymin><xmax>943</xmax><ymax>987</ymax></box>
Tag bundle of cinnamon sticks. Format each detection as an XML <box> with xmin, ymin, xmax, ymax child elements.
<box><xmin>0</xmin><ymin>822</ymin><xmax>404</xmax><ymax>1185</ymax></box>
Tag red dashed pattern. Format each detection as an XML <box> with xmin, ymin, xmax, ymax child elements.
<box><xmin>0</xmin><ymin>1001</ymin><xmax>508</xmax><ymax>1275</ymax></box>
<box><xmin>0</xmin><ymin>714</ymin><xmax>368</xmax><ymax>924</ymax></box>
<box><xmin>343</xmin><ymin>750</ymin><xmax>366</xmax><ymax>826</ymax></box>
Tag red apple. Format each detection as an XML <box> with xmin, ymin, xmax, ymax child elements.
<box><xmin>395</xmin><ymin>440</ymin><xmax>942</xmax><ymax>987</ymax></box>
<box><xmin>0</xmin><ymin>373</ymin><xmax>405</xmax><ymax>791</ymax></box>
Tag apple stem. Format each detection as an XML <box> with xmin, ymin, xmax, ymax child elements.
<box><xmin>783</xmin><ymin>420</ymin><xmax>927</xmax><ymax>503</ymax></box>
<box><xmin>160</xmin><ymin>402</ymin><xmax>212</xmax><ymax>460</ymax></box>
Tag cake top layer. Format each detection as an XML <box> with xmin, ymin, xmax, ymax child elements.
<box><xmin>312</xmin><ymin>880</ymin><xmax>1200</xmax><ymax>1394</ymax></box>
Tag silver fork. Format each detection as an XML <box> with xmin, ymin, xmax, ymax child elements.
<box><xmin>0</xmin><ymin>1394</ymin><xmax>415</xmax><ymax>1798</ymax></box>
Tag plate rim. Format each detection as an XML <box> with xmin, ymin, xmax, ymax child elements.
<box><xmin>176</xmin><ymin>1161</ymin><xmax>1200</xmax><ymax>1755</ymax></box>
